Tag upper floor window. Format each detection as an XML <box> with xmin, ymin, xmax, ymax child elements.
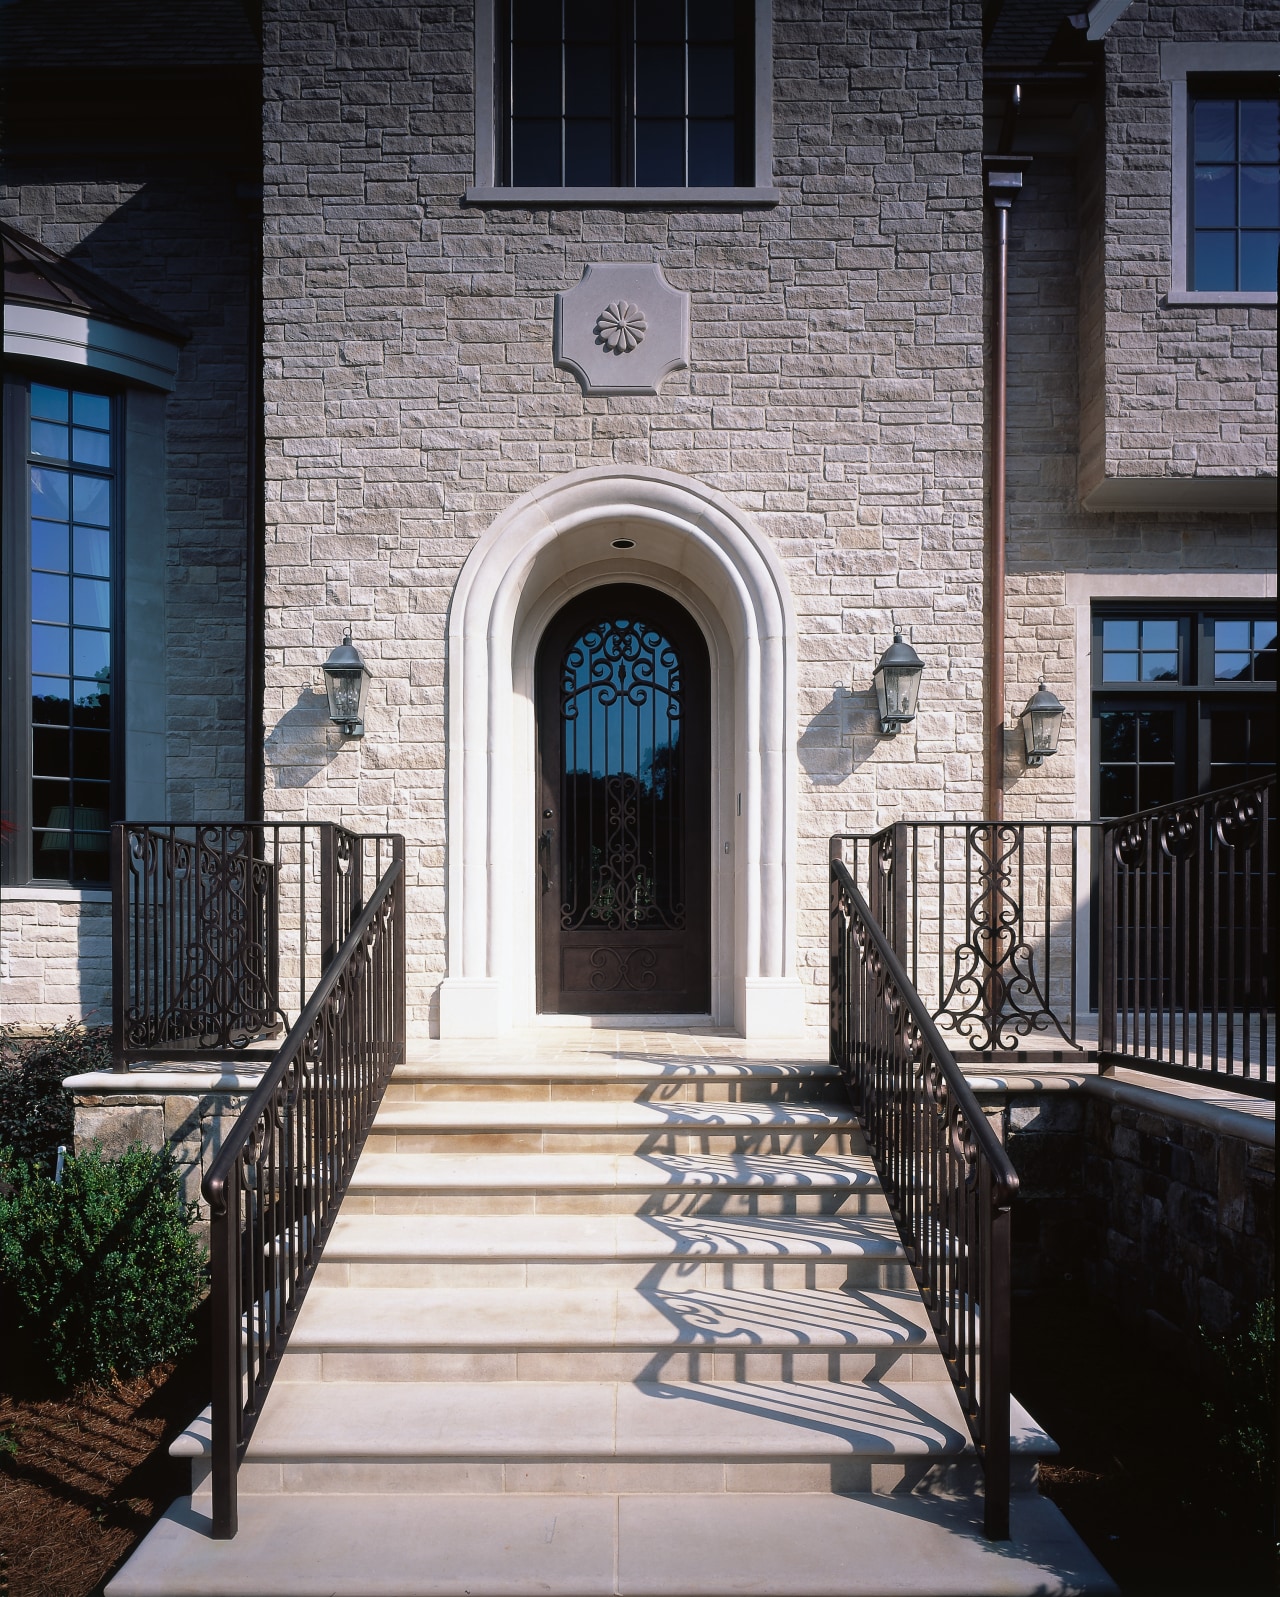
<box><xmin>1188</xmin><ymin>76</ymin><xmax>1279</xmax><ymax>293</ymax></box>
<box><xmin>8</xmin><ymin>379</ymin><xmax>117</xmax><ymax>883</ymax></box>
<box><xmin>471</xmin><ymin>0</ymin><xmax>777</xmax><ymax>202</ymax></box>
<box><xmin>501</xmin><ymin>0</ymin><xmax>750</xmax><ymax>188</ymax></box>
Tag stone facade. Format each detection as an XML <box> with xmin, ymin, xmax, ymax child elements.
<box><xmin>1079</xmin><ymin>3</ymin><xmax>1279</xmax><ymax>499</ymax></box>
<box><xmin>1</xmin><ymin>0</ymin><xmax>1275</xmax><ymax>1036</ymax></box>
<box><xmin>260</xmin><ymin>0</ymin><xmax>991</xmax><ymax>1034</ymax></box>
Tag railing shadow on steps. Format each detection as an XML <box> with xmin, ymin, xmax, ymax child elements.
<box><xmin>199</xmin><ymin>835</ymin><xmax>406</xmax><ymax>1538</ymax></box>
<box><xmin>830</xmin><ymin>842</ymin><xmax>1019</xmax><ymax>1540</ymax></box>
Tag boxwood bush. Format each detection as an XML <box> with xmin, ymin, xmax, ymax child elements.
<box><xmin>0</xmin><ymin>1143</ymin><xmax>204</xmax><ymax>1388</ymax></box>
<box><xmin>0</xmin><ymin>1021</ymin><xmax>109</xmax><ymax>1173</ymax></box>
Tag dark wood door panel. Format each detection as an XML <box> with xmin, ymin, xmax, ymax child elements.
<box><xmin>537</xmin><ymin>584</ymin><xmax>710</xmax><ymax>1015</ymax></box>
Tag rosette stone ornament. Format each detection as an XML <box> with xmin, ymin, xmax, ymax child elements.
<box><xmin>554</xmin><ymin>263</ymin><xmax>689</xmax><ymax>395</ymax></box>
<box><xmin>595</xmin><ymin>301</ymin><xmax>647</xmax><ymax>353</ymax></box>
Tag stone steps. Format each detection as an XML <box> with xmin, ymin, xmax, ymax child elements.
<box><xmin>346</xmin><ymin>1151</ymin><xmax>891</xmax><ymax>1216</ymax></box>
<box><xmin>365</xmin><ymin>1098</ymin><xmax>865</xmax><ymax>1155</ymax></box>
<box><xmin>222</xmin><ymin>1378</ymin><xmax>1039</xmax><ymax>1498</ymax></box>
<box><xmin>315</xmin><ymin>1210</ymin><xmax>909</xmax><ymax>1290</ymax></box>
<box><xmin>107</xmin><ymin>1030</ymin><xmax>1116</xmax><ymax>1597</ymax></box>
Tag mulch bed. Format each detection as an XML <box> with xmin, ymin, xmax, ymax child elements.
<box><xmin>1014</xmin><ymin>1289</ymin><xmax>1277</xmax><ymax>1597</ymax></box>
<box><xmin>0</xmin><ymin>1306</ymin><xmax>208</xmax><ymax>1597</ymax></box>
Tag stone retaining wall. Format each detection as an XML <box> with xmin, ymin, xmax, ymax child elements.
<box><xmin>980</xmin><ymin>1079</ymin><xmax>1275</xmax><ymax>1359</ymax></box>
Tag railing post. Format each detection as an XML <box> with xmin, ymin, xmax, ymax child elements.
<box><xmin>983</xmin><ymin>1172</ymin><xmax>1012</xmax><ymax>1540</ymax></box>
<box><xmin>829</xmin><ymin>838</ymin><xmax>843</xmax><ymax>1077</ymax></box>
<box><xmin>320</xmin><ymin>823</ymin><xmax>337</xmax><ymax>968</ymax></box>
<box><xmin>208</xmin><ymin>1172</ymin><xmax>240</xmax><ymax>1539</ymax></box>
<box><xmin>111</xmin><ymin>822</ymin><xmax>129</xmax><ymax>1069</ymax></box>
<box><xmin>393</xmin><ymin>834</ymin><xmax>407</xmax><ymax>1061</ymax></box>
<box><xmin>1098</xmin><ymin>822</ymin><xmax>1115</xmax><ymax>1055</ymax></box>
<box><xmin>890</xmin><ymin>821</ymin><xmax>909</xmax><ymax>969</ymax></box>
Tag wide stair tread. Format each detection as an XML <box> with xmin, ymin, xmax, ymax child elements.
<box><xmin>395</xmin><ymin>1059</ymin><xmax>837</xmax><ymax>1083</ymax></box>
<box><xmin>324</xmin><ymin>1211</ymin><xmax>904</xmax><ymax>1262</ymax></box>
<box><xmin>246</xmin><ymin>1378</ymin><xmax>997</xmax><ymax>1462</ymax></box>
<box><xmin>350</xmin><ymin>1150</ymin><xmax>881</xmax><ymax>1191</ymax></box>
<box><xmin>106</xmin><ymin>1491</ymin><xmax>1117</xmax><ymax>1596</ymax></box>
<box><xmin>289</xmin><ymin>1283</ymin><xmax>933</xmax><ymax>1351</ymax></box>
<box><xmin>373</xmin><ymin>1101</ymin><xmax>860</xmax><ymax>1131</ymax></box>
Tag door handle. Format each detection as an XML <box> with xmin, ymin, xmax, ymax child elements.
<box><xmin>539</xmin><ymin>827</ymin><xmax>554</xmax><ymax>894</ymax></box>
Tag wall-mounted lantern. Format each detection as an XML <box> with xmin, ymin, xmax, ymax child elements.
<box><xmin>1018</xmin><ymin>682</ymin><xmax>1065</xmax><ymax>767</ymax></box>
<box><xmin>322</xmin><ymin>632</ymin><xmax>371</xmax><ymax>739</ymax></box>
<box><xmin>872</xmin><ymin>631</ymin><xmax>924</xmax><ymax>736</ymax></box>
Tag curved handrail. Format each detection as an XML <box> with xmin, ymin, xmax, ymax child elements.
<box><xmin>833</xmin><ymin>858</ymin><xmax>1019</xmax><ymax>1205</ymax></box>
<box><xmin>830</xmin><ymin>849</ymin><xmax>1018</xmax><ymax>1539</ymax></box>
<box><xmin>203</xmin><ymin>844</ymin><xmax>405</xmax><ymax>1538</ymax></box>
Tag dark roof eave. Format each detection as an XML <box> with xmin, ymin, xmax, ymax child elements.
<box><xmin>2</xmin><ymin>222</ymin><xmax>190</xmax><ymax>344</ymax></box>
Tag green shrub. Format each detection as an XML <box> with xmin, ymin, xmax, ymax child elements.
<box><xmin>1197</xmin><ymin>1296</ymin><xmax>1275</xmax><ymax>1546</ymax></box>
<box><xmin>0</xmin><ymin>1022</ymin><xmax>109</xmax><ymax>1173</ymax></box>
<box><xmin>0</xmin><ymin>1143</ymin><xmax>204</xmax><ymax>1387</ymax></box>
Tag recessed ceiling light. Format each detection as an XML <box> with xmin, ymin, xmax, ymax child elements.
<box><xmin>611</xmin><ymin>538</ymin><xmax>635</xmax><ymax>549</ymax></box>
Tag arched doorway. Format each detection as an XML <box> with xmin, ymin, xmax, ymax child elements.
<box><xmin>441</xmin><ymin>465</ymin><xmax>805</xmax><ymax>1038</ymax></box>
<box><xmin>536</xmin><ymin>585</ymin><xmax>710</xmax><ymax>1014</ymax></box>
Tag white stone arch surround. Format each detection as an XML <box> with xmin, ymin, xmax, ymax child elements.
<box><xmin>440</xmin><ymin>465</ymin><xmax>806</xmax><ymax>1037</ymax></box>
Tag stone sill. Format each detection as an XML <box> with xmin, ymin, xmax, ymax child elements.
<box><xmin>1165</xmin><ymin>290</ymin><xmax>1277</xmax><ymax>308</ymax></box>
<box><xmin>65</xmin><ymin>1066</ymin><xmax>266</xmax><ymax>1095</ymax></box>
<box><xmin>465</xmin><ymin>185</ymin><xmax>781</xmax><ymax>207</ymax></box>
<box><xmin>1</xmin><ymin>885</ymin><xmax>111</xmax><ymax>903</ymax></box>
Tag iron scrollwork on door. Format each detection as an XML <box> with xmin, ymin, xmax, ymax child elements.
<box><xmin>559</xmin><ymin>615</ymin><xmax>687</xmax><ymax>954</ymax></box>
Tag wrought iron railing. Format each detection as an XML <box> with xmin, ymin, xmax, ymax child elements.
<box><xmin>1099</xmin><ymin>776</ymin><xmax>1275</xmax><ymax>1098</ymax></box>
<box><xmin>837</xmin><ymin>821</ymin><xmax>1095</xmax><ymax>1054</ymax></box>
<box><xmin>111</xmin><ymin>822</ymin><xmax>399</xmax><ymax>1066</ymax></box>
<box><xmin>204</xmin><ymin>838</ymin><xmax>405</xmax><ymax>1538</ymax></box>
<box><xmin>830</xmin><ymin>843</ymin><xmax>1018</xmax><ymax>1539</ymax></box>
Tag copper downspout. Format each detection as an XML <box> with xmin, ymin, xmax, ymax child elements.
<box><xmin>989</xmin><ymin>196</ymin><xmax>1009</xmax><ymax>822</ymax></box>
<box><xmin>985</xmin><ymin>155</ymin><xmax>1024</xmax><ymax>822</ymax></box>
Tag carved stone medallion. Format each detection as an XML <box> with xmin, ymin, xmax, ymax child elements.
<box><xmin>554</xmin><ymin>263</ymin><xmax>689</xmax><ymax>396</ymax></box>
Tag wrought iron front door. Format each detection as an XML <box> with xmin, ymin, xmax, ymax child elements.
<box><xmin>536</xmin><ymin>585</ymin><xmax>710</xmax><ymax>1014</ymax></box>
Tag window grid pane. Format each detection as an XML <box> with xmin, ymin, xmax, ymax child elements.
<box><xmin>503</xmin><ymin>0</ymin><xmax>745</xmax><ymax>188</ymax></box>
<box><xmin>1191</xmin><ymin>89</ymin><xmax>1280</xmax><ymax>291</ymax></box>
<box><xmin>26</xmin><ymin>383</ymin><xmax>113</xmax><ymax>883</ymax></box>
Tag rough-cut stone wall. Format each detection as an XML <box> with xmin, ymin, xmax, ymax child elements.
<box><xmin>1002</xmin><ymin>153</ymin><xmax>1276</xmax><ymax>821</ymax></box>
<box><xmin>72</xmin><ymin>1083</ymin><xmax>253</xmax><ymax>1240</ymax></box>
<box><xmin>261</xmin><ymin>0</ymin><xmax>989</xmax><ymax>1033</ymax></box>
<box><xmin>980</xmin><ymin>1081</ymin><xmax>1274</xmax><ymax>1353</ymax></box>
<box><xmin>1079</xmin><ymin>3</ymin><xmax>1279</xmax><ymax>495</ymax></box>
<box><xmin>1082</xmin><ymin>1090</ymin><xmax>1274</xmax><ymax>1347</ymax></box>
<box><xmin>0</xmin><ymin>898</ymin><xmax>111</xmax><ymax>1027</ymax></box>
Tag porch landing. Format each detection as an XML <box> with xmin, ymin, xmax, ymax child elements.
<box><xmin>107</xmin><ymin>1027</ymin><xmax>1116</xmax><ymax>1597</ymax></box>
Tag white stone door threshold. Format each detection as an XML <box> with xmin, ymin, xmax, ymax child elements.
<box><xmin>532</xmin><ymin>1012</ymin><xmax>715</xmax><ymax>1029</ymax></box>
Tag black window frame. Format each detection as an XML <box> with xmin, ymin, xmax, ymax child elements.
<box><xmin>494</xmin><ymin>0</ymin><xmax>756</xmax><ymax>191</ymax></box>
<box><xmin>1090</xmin><ymin>601</ymin><xmax>1277</xmax><ymax>822</ymax></box>
<box><xmin>1186</xmin><ymin>74</ymin><xmax>1280</xmax><ymax>295</ymax></box>
<box><xmin>2</xmin><ymin>367</ymin><xmax>126</xmax><ymax>888</ymax></box>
